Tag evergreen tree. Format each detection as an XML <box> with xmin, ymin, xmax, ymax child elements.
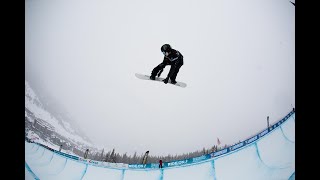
<box><xmin>132</xmin><ymin>152</ymin><xmax>137</xmax><ymax>164</ymax></box>
<box><xmin>104</xmin><ymin>151</ymin><xmax>110</xmax><ymax>162</ymax></box>
<box><xmin>109</xmin><ymin>148</ymin><xmax>116</xmax><ymax>163</ymax></box>
<box><xmin>202</xmin><ymin>147</ymin><xmax>206</xmax><ymax>155</ymax></box>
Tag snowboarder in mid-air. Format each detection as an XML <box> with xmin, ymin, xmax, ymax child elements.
<box><xmin>150</xmin><ymin>44</ymin><xmax>184</xmax><ymax>84</ymax></box>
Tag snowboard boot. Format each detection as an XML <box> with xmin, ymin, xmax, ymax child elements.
<box><xmin>163</xmin><ymin>78</ymin><xmax>169</xmax><ymax>84</ymax></box>
<box><xmin>171</xmin><ymin>80</ymin><xmax>177</xmax><ymax>84</ymax></box>
<box><xmin>150</xmin><ymin>75</ymin><xmax>156</xmax><ymax>80</ymax></box>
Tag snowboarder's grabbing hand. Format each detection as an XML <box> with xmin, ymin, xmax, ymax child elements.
<box><xmin>150</xmin><ymin>44</ymin><xmax>184</xmax><ymax>85</ymax></box>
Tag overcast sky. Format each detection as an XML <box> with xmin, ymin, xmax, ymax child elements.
<box><xmin>25</xmin><ymin>0</ymin><xmax>295</xmax><ymax>156</ymax></box>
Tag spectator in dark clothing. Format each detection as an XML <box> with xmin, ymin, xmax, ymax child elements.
<box><xmin>159</xmin><ymin>159</ymin><xmax>163</xmax><ymax>168</ymax></box>
<box><xmin>150</xmin><ymin>44</ymin><xmax>184</xmax><ymax>84</ymax></box>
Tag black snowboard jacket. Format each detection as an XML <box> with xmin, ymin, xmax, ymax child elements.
<box><xmin>162</xmin><ymin>49</ymin><xmax>183</xmax><ymax>66</ymax></box>
<box><xmin>153</xmin><ymin>48</ymin><xmax>184</xmax><ymax>78</ymax></box>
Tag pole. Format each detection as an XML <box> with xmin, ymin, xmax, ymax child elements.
<box><xmin>267</xmin><ymin>116</ymin><xmax>269</xmax><ymax>128</ymax></box>
<box><xmin>84</xmin><ymin>149</ymin><xmax>89</xmax><ymax>159</ymax></box>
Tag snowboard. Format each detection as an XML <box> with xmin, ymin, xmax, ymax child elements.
<box><xmin>135</xmin><ymin>73</ymin><xmax>187</xmax><ymax>88</ymax></box>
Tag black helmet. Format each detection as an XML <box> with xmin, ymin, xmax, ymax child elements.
<box><xmin>161</xmin><ymin>44</ymin><xmax>171</xmax><ymax>53</ymax></box>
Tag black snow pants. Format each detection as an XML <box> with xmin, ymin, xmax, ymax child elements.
<box><xmin>151</xmin><ymin>58</ymin><xmax>183</xmax><ymax>82</ymax></box>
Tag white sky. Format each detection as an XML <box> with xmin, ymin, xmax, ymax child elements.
<box><xmin>25</xmin><ymin>0</ymin><xmax>295</xmax><ymax>156</ymax></box>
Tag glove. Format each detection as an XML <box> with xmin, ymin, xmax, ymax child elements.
<box><xmin>163</xmin><ymin>78</ymin><xmax>169</xmax><ymax>84</ymax></box>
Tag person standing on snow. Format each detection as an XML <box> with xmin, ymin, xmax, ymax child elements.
<box><xmin>150</xmin><ymin>44</ymin><xmax>184</xmax><ymax>84</ymax></box>
<box><xmin>159</xmin><ymin>159</ymin><xmax>163</xmax><ymax>168</ymax></box>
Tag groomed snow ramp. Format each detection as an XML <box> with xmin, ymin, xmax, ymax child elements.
<box><xmin>25</xmin><ymin>111</ymin><xmax>295</xmax><ymax>180</ymax></box>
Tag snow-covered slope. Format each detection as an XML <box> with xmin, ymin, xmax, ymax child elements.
<box><xmin>25</xmin><ymin>80</ymin><xmax>93</xmax><ymax>147</ymax></box>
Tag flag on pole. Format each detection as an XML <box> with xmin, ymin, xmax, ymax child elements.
<box><xmin>217</xmin><ymin>138</ymin><xmax>221</xmax><ymax>145</ymax></box>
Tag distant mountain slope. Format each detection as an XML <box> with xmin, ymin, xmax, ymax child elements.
<box><xmin>25</xmin><ymin>80</ymin><xmax>92</xmax><ymax>147</ymax></box>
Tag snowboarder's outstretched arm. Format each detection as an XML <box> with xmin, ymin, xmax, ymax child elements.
<box><xmin>151</xmin><ymin>58</ymin><xmax>169</xmax><ymax>79</ymax></box>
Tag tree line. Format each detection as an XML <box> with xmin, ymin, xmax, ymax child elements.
<box><xmin>25</xmin><ymin>115</ymin><xmax>232</xmax><ymax>164</ymax></box>
<box><xmin>82</xmin><ymin>144</ymin><xmax>229</xmax><ymax>164</ymax></box>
